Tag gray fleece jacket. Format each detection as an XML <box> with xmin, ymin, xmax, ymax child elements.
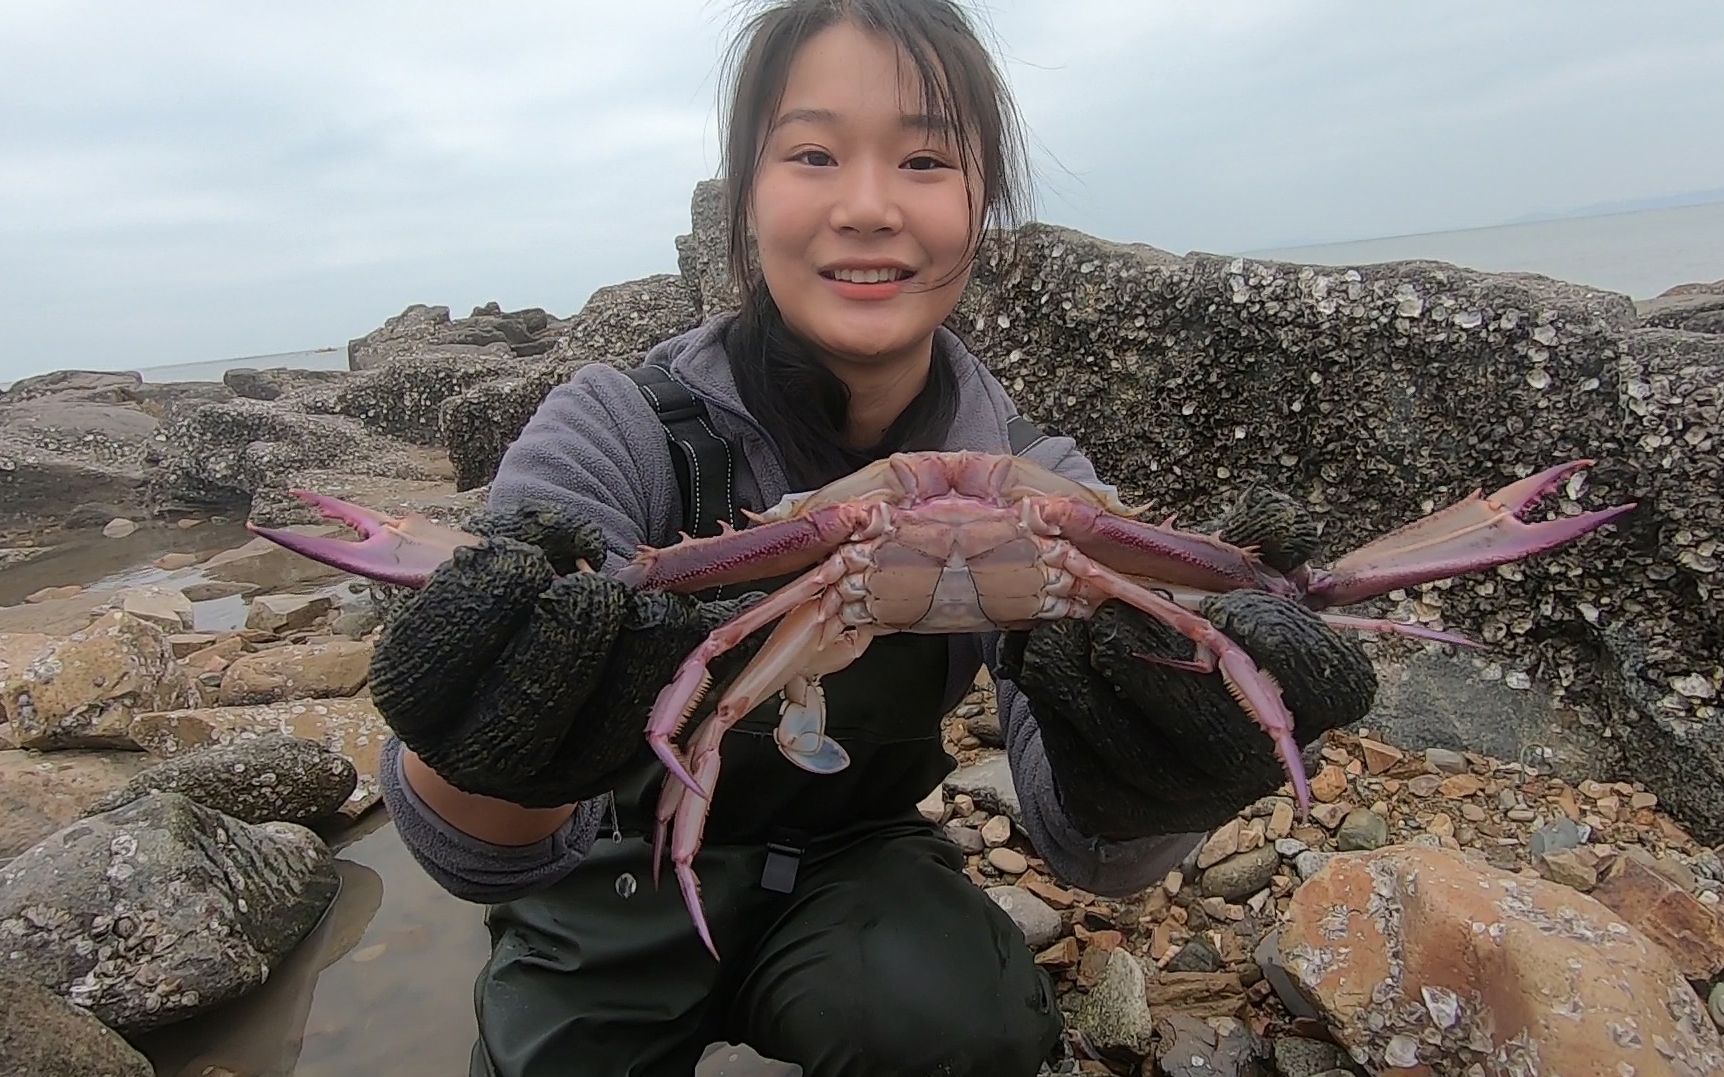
<box><xmin>378</xmin><ymin>313</ymin><xmax>1206</xmax><ymax>904</ymax></box>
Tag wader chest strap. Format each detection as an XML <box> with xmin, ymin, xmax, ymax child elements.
<box><xmin>623</xmin><ymin>361</ymin><xmax>738</xmax><ymax>539</ymax></box>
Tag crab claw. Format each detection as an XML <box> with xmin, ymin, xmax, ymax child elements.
<box><xmin>1305</xmin><ymin>460</ymin><xmax>1637</xmax><ymax>609</ymax></box>
<box><xmin>244</xmin><ymin>489</ymin><xmax>481</xmax><ymax>588</ymax></box>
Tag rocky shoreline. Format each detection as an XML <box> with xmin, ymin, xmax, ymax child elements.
<box><xmin>2</xmin><ymin>182</ymin><xmax>1722</xmax><ymax>1073</ymax></box>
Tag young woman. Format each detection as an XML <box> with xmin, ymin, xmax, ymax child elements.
<box><xmin>370</xmin><ymin>2</ymin><xmax>1374</xmax><ymax>1074</ymax></box>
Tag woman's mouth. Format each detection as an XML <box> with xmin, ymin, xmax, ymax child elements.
<box><xmin>822</xmin><ymin>267</ymin><xmax>913</xmax><ymax>284</ymax></box>
<box><xmin>820</xmin><ymin>266</ymin><xmax>914</xmax><ymax>300</ymax></box>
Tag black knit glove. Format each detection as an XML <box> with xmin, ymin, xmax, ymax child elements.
<box><xmin>998</xmin><ymin>488</ymin><xmax>1377</xmax><ymax>838</ymax></box>
<box><xmin>367</xmin><ymin>505</ymin><xmax>762</xmax><ymax>808</ymax></box>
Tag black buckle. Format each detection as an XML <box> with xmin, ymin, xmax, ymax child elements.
<box><xmin>760</xmin><ymin>832</ymin><xmax>808</xmax><ymax>893</ymax></box>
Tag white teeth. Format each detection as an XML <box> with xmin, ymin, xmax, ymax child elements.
<box><xmin>830</xmin><ymin>268</ymin><xmax>906</xmax><ymax>283</ymax></box>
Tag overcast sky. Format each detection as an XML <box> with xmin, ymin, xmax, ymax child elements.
<box><xmin>2</xmin><ymin>1</ymin><xmax>1721</xmax><ymax>382</ymax></box>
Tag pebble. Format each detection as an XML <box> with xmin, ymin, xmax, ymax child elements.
<box><xmin>987</xmin><ymin>847</ymin><xmax>1028</xmax><ymax>875</ymax></box>
<box><xmin>1711</xmin><ymin>983</ymin><xmax>1724</xmax><ymax>1029</ymax></box>
<box><xmin>1424</xmin><ymin>748</ymin><xmax>1469</xmax><ymax>773</ymax></box>
<box><xmin>1336</xmin><ymin>808</ymin><xmax>1388</xmax><ymax>851</ymax></box>
<box><xmin>980</xmin><ymin>814</ymin><xmax>1012</xmax><ymax>847</ymax></box>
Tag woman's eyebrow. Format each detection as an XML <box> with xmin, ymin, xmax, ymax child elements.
<box><xmin>771</xmin><ymin>107</ymin><xmax>951</xmax><ymax>134</ymax></box>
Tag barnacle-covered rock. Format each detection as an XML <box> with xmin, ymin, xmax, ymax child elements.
<box><xmin>1280</xmin><ymin>844</ymin><xmax>1722</xmax><ymax>1074</ymax></box>
<box><xmin>0</xmin><ymin>791</ymin><xmax>338</xmax><ymax>1034</ymax></box>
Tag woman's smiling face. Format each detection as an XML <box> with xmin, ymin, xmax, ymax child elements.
<box><xmin>748</xmin><ymin>20</ymin><xmax>985</xmax><ymax>369</ymax></box>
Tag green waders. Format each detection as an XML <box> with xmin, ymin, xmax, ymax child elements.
<box><xmin>465</xmin><ymin>363</ymin><xmax>1064</xmax><ymax>1075</ymax></box>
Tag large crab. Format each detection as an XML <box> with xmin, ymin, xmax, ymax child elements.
<box><xmin>247</xmin><ymin>453</ymin><xmax>1634</xmax><ymax>957</ymax></box>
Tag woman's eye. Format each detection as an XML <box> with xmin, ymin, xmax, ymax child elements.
<box><xmin>794</xmin><ymin>150</ymin><xmax>834</xmax><ymax>166</ymax></box>
<box><xmin>904</xmin><ymin>155</ymin><xmax>947</xmax><ymax>171</ymax></box>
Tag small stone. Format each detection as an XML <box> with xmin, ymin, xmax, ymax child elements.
<box><xmin>1337</xmin><ymin>808</ymin><xmax>1389</xmax><ymax>851</ymax></box>
<box><xmin>1164</xmin><ymin>934</ymin><xmax>1223</xmax><ymax>973</ymax></box>
<box><xmin>1428</xmin><ymin>812</ymin><xmax>1455</xmax><ymax>838</ymax></box>
<box><xmin>1424</xmin><ymin>748</ymin><xmax>1468</xmax><ymax>773</ymax></box>
<box><xmin>1538</xmin><ymin>849</ymin><xmax>1600</xmax><ymax>891</ymax></box>
<box><xmin>1630</xmin><ymin>791</ymin><xmax>1658</xmax><ymax>810</ymax></box>
<box><xmin>103</xmin><ymin>517</ymin><xmax>138</xmax><ymax>538</ymax></box>
<box><xmin>943</xmin><ymin>824</ymin><xmax>984</xmax><ymax>854</ymax></box>
<box><xmin>1197</xmin><ymin>818</ymin><xmax>1242</xmax><ymax>868</ymax></box>
<box><xmin>1200</xmin><ymin>843</ymin><xmax>1281</xmax><ymax>902</ymax></box>
<box><xmin>980</xmin><ymin>814</ymin><xmax>1012</xmax><ymax>847</ymax></box>
<box><xmin>1035</xmin><ymin>936</ymin><xmax>1079</xmax><ymax>968</ymax></box>
<box><xmin>985</xmin><ymin>886</ymin><xmax>1061</xmax><ymax>949</ymax></box>
<box><xmin>1407</xmin><ymin>774</ymin><xmax>1443</xmax><ymax>797</ymax></box>
<box><xmin>987</xmin><ymin>846</ymin><xmax>1028</xmax><ymax>875</ymax></box>
<box><xmin>1310</xmin><ymin>763</ymin><xmax>1348</xmax><ymax>803</ymax></box>
<box><xmin>1359</xmin><ymin>738</ymin><xmax>1403</xmax><ymax>774</ymax></box>
<box><xmin>1438</xmin><ymin>773</ymin><xmax>1486</xmax><ymax>799</ymax></box>
<box><xmin>1309</xmin><ymin>802</ymin><xmax>1349</xmax><ymax>829</ymax></box>
<box><xmin>1710</xmin><ymin>982</ymin><xmax>1724</xmax><ymax>1030</ymax></box>
<box><xmin>1266</xmin><ymin>799</ymin><xmax>1295</xmax><ymax>840</ymax></box>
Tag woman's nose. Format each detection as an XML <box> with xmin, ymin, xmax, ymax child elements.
<box><xmin>828</xmin><ymin>161</ymin><xmax>903</xmax><ymax>234</ymax></box>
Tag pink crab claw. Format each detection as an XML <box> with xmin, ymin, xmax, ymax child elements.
<box><xmin>243</xmin><ymin>489</ymin><xmax>481</xmax><ymax>589</ymax></box>
<box><xmin>1304</xmin><ymin>460</ymin><xmax>1637</xmax><ymax>609</ymax></box>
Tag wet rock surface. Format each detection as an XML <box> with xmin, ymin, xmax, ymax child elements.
<box><xmin>85</xmin><ymin>733</ymin><xmax>358</xmax><ymax>827</ymax></box>
<box><xmin>0</xmin><ymin>973</ymin><xmax>156</xmax><ymax>1077</ymax></box>
<box><xmin>1</xmin><ymin>748</ymin><xmax>153</xmax><ymax>860</ymax></box>
<box><xmin>1</xmin><ymin>611</ymin><xmax>203</xmax><ymax>749</ymax></box>
<box><xmin>0</xmin><ymin>792</ymin><xmax>338</xmax><ymax>1034</ymax></box>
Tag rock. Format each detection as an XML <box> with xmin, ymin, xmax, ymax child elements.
<box><xmin>985</xmin><ymin>886</ymin><xmax>1061</xmax><ymax>949</ymax></box>
<box><xmin>1358</xmin><ymin>738</ymin><xmax>1402</xmax><ymax>775</ymax></box>
<box><xmin>0</xmin><ymin>631</ymin><xmax>54</xmax><ymax>717</ymax></box>
<box><xmin>102</xmin><ymin>518</ymin><xmax>137</xmax><ymax>538</ymax></box>
<box><xmin>943</xmin><ymin>756</ymin><xmax>1020</xmax><ymax>824</ymax></box>
<box><xmin>1199</xmin><ymin>843</ymin><xmax>1279</xmax><ymax>902</ymax></box>
<box><xmin>1</xmin><ymin>749</ymin><xmax>153</xmax><ymax>859</ymax></box>
<box><xmin>154</xmin><ymin>397</ymin><xmax>436</xmax><ymax>511</ymax></box>
<box><xmin>988</xmin><ymin>847</ymin><xmax>1028</xmax><ymax>875</ymax></box>
<box><xmin>1536</xmin><ymin>847</ymin><xmax>1600</xmax><ymax>891</ymax></box>
<box><xmin>1292</xmin><ymin>850</ymin><xmax>1332</xmax><ymax>880</ymax></box>
<box><xmin>1334</xmin><ymin>807</ymin><xmax>1388</xmax><ymax>851</ymax></box>
<box><xmin>1253</xmin><ymin>929</ymin><xmax>1319</xmax><ymax>1021</ymax></box>
<box><xmin>1280</xmin><ymin>845</ymin><xmax>1723</xmax><ymax>1074</ymax></box>
<box><xmin>1308</xmin><ymin>764</ymin><xmax>1347</xmax><ymax>803</ymax></box>
<box><xmin>126</xmin><ymin>697</ymin><xmax>390</xmax><ymax>820</ymax></box>
<box><xmin>980</xmin><ymin>813</ymin><xmax>1013</xmax><ymax>847</ymax></box>
<box><xmin>114</xmin><ymin>585</ymin><xmax>194</xmax><ymax>630</ymax></box>
<box><xmin>85</xmin><ymin>734</ymin><xmax>358</xmax><ymax>826</ymax></box>
<box><xmin>197</xmin><ymin>534</ymin><xmax>350</xmax><ymax>590</ymax></box>
<box><xmin>1271</xmin><ymin>1036</ymin><xmax>1353</xmax><ymax>1077</ymax></box>
<box><xmin>1528</xmin><ymin>816</ymin><xmax>1589</xmax><ymax>858</ymax></box>
<box><xmin>1711</xmin><ymin>982</ymin><xmax>1724</xmax><ymax>1030</ymax></box>
<box><xmin>0</xmin><ymin>973</ymin><xmax>155</xmax><ymax>1077</ymax></box>
<box><xmin>944</xmin><ymin>823</ymin><xmax>983</xmax><ymax>854</ymax></box>
<box><xmin>223</xmin><ymin>366</ymin><xmax>349</xmax><ymax>401</ymax></box>
<box><xmin>244</xmin><ymin>594</ymin><xmax>335</xmax><ymax>634</ymax></box>
<box><xmin>1067</xmin><ymin>947</ymin><xmax>1153</xmax><ymax>1058</ymax></box>
<box><xmin>1150</xmin><ymin>1014</ymin><xmax>1260</xmax><ymax>1077</ymax></box>
<box><xmin>1589</xmin><ymin>846</ymin><xmax>1724</xmax><ymax>981</ymax></box>
<box><xmin>0</xmin><ymin>386</ymin><xmax>166</xmax><ymax>524</ymax></box>
<box><xmin>216</xmin><ymin>639</ymin><xmax>371</xmax><ymax>704</ymax></box>
<box><xmin>1164</xmin><ymin>934</ymin><xmax>1223</xmax><ymax>974</ymax></box>
<box><xmin>1197</xmin><ymin>818</ymin><xmax>1242</xmax><ymax>869</ymax></box>
<box><xmin>915</xmin><ymin>784</ymin><xmax>945</xmax><ymax>824</ymax></box>
<box><xmin>0</xmin><ymin>792</ymin><xmax>338</xmax><ymax>1034</ymax></box>
<box><xmin>1</xmin><ymin>611</ymin><xmax>203</xmax><ymax>749</ymax></box>
<box><xmin>1143</xmin><ymin>972</ymin><xmax>1247</xmax><ymax>1021</ymax></box>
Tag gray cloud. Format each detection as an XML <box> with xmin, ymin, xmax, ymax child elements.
<box><xmin>1</xmin><ymin>0</ymin><xmax>1719</xmax><ymax>380</ymax></box>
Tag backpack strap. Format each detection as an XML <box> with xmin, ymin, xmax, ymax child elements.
<box><xmin>1006</xmin><ymin>413</ymin><xmax>1047</xmax><ymax>456</ymax></box>
<box><xmin>623</xmin><ymin>360</ymin><xmax>738</xmax><ymax>540</ymax></box>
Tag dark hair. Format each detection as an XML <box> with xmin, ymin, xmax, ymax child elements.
<box><xmin>715</xmin><ymin>0</ymin><xmax>1033</xmax><ymax>490</ymax></box>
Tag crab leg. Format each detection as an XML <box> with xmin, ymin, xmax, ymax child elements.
<box><xmin>1053</xmin><ymin>541</ymin><xmax>1314</xmax><ymax>814</ymax></box>
<box><xmin>652</xmin><ymin>594</ymin><xmax>869</xmax><ymax>959</ymax></box>
<box><xmin>243</xmin><ymin>489</ymin><xmax>480</xmax><ymax>588</ymax></box>
<box><xmin>646</xmin><ymin>551</ymin><xmax>852</xmax><ymax>798</ymax></box>
<box><xmin>1305</xmin><ymin>460</ymin><xmax>1635</xmax><ymax>609</ymax></box>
